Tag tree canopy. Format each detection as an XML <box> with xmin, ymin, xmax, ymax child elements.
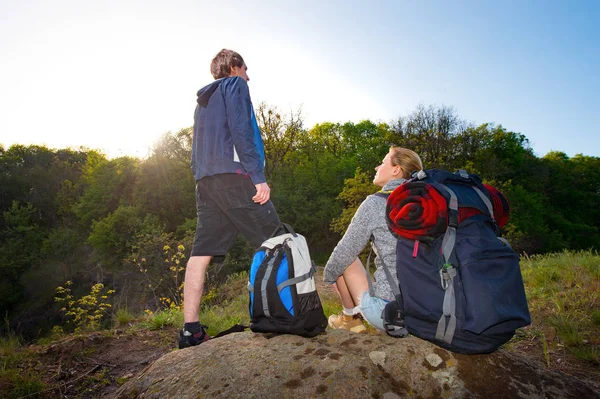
<box><xmin>1</xmin><ymin>104</ymin><xmax>598</xmax><ymax>338</ymax></box>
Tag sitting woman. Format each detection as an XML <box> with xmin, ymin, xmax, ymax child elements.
<box><xmin>324</xmin><ymin>146</ymin><xmax>423</xmax><ymax>333</ymax></box>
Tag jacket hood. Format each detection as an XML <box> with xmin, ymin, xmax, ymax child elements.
<box><xmin>197</xmin><ymin>79</ymin><xmax>224</xmax><ymax>107</ymax></box>
<box><xmin>382</xmin><ymin>178</ymin><xmax>406</xmax><ymax>192</ymax></box>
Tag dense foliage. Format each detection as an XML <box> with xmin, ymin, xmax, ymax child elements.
<box><xmin>1</xmin><ymin>104</ymin><xmax>598</xmax><ymax>338</ymax></box>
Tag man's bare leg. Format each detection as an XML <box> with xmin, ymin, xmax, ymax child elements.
<box><xmin>183</xmin><ymin>255</ymin><xmax>212</xmax><ymax>323</ymax></box>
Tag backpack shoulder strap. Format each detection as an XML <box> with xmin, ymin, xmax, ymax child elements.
<box><xmin>213</xmin><ymin>324</ymin><xmax>248</xmax><ymax>338</ymax></box>
<box><xmin>373</xmin><ymin>191</ymin><xmax>391</xmax><ymax>199</ymax></box>
<box><xmin>366</xmin><ymin>239</ymin><xmax>401</xmax><ymax>299</ymax></box>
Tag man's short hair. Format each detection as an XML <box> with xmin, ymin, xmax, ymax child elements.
<box><xmin>211</xmin><ymin>49</ymin><xmax>245</xmax><ymax>79</ymax></box>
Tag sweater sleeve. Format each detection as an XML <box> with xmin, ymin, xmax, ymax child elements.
<box><xmin>323</xmin><ymin>196</ymin><xmax>377</xmax><ymax>283</ymax></box>
<box><xmin>224</xmin><ymin>77</ymin><xmax>266</xmax><ymax>185</ymax></box>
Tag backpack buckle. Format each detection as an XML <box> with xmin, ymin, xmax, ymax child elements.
<box><xmin>381</xmin><ymin>301</ymin><xmax>409</xmax><ymax>338</ymax></box>
<box><xmin>384</xmin><ymin>323</ymin><xmax>409</xmax><ymax>338</ymax></box>
<box><xmin>439</xmin><ymin>265</ymin><xmax>453</xmax><ymax>289</ymax></box>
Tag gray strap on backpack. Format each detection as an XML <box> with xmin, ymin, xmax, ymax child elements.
<box><xmin>366</xmin><ymin>244</ymin><xmax>376</xmax><ymax>297</ymax></box>
<box><xmin>437</xmin><ymin>184</ymin><xmax>458</xmax><ymax>264</ymax></box>
<box><xmin>435</xmin><ymin>266</ymin><xmax>457</xmax><ymax>344</ymax></box>
<box><xmin>433</xmin><ymin>184</ymin><xmax>459</xmax><ymax>344</ymax></box>
<box><xmin>366</xmin><ymin>240</ymin><xmax>400</xmax><ymax>298</ymax></box>
<box><xmin>472</xmin><ymin>186</ymin><xmax>494</xmax><ymax>218</ymax></box>
<box><xmin>456</xmin><ymin>170</ymin><xmax>494</xmax><ymax>218</ymax></box>
<box><xmin>277</xmin><ymin>262</ymin><xmax>316</xmax><ymax>292</ymax></box>
<box><xmin>472</xmin><ymin>184</ymin><xmax>512</xmax><ymax>248</ymax></box>
<box><xmin>260</xmin><ymin>249</ymin><xmax>280</xmax><ymax>317</ymax></box>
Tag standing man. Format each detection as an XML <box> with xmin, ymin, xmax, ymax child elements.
<box><xmin>180</xmin><ymin>49</ymin><xmax>281</xmax><ymax>349</ymax></box>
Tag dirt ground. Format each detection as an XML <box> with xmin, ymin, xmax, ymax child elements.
<box><xmin>19</xmin><ymin>327</ymin><xmax>178</xmax><ymax>398</ymax></box>
<box><xmin>7</xmin><ymin>281</ymin><xmax>599</xmax><ymax>398</ymax></box>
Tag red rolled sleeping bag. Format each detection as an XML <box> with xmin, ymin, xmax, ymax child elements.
<box><xmin>386</xmin><ymin>182</ymin><xmax>510</xmax><ymax>242</ymax></box>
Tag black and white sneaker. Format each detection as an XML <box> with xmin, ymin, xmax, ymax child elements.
<box><xmin>178</xmin><ymin>325</ymin><xmax>210</xmax><ymax>349</ymax></box>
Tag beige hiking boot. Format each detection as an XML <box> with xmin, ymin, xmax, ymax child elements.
<box><xmin>328</xmin><ymin>313</ymin><xmax>366</xmax><ymax>333</ymax></box>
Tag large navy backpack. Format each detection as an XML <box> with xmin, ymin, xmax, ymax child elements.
<box><xmin>381</xmin><ymin>169</ymin><xmax>531</xmax><ymax>354</ymax></box>
<box><xmin>248</xmin><ymin>223</ymin><xmax>327</xmax><ymax>337</ymax></box>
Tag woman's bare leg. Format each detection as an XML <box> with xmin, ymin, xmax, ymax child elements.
<box><xmin>332</xmin><ymin>257</ymin><xmax>369</xmax><ymax>308</ymax></box>
<box><xmin>328</xmin><ymin>258</ymin><xmax>370</xmax><ymax>333</ymax></box>
<box><xmin>342</xmin><ymin>257</ymin><xmax>370</xmax><ymax>305</ymax></box>
<box><xmin>333</xmin><ymin>277</ymin><xmax>356</xmax><ymax>309</ymax></box>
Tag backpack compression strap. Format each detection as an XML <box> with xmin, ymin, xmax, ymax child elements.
<box><xmin>431</xmin><ymin>183</ymin><xmax>459</xmax><ymax>345</ymax></box>
<box><xmin>276</xmin><ymin>261</ymin><xmax>316</xmax><ymax>293</ymax></box>
<box><xmin>456</xmin><ymin>169</ymin><xmax>496</xmax><ymax>220</ymax></box>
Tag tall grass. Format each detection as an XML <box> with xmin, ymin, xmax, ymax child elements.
<box><xmin>114</xmin><ymin>308</ymin><xmax>136</xmax><ymax>326</ymax></box>
<box><xmin>141</xmin><ymin>308</ymin><xmax>183</xmax><ymax>330</ymax></box>
<box><xmin>140</xmin><ymin>271</ymin><xmax>252</xmax><ymax>335</ymax></box>
<box><xmin>198</xmin><ymin>271</ymin><xmax>250</xmax><ymax>335</ymax></box>
<box><xmin>1</xmin><ymin>330</ymin><xmax>47</xmax><ymax>398</ymax></box>
<box><xmin>520</xmin><ymin>250</ymin><xmax>600</xmax><ymax>364</ymax></box>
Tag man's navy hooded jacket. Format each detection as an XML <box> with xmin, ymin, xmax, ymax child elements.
<box><xmin>191</xmin><ymin>76</ymin><xmax>266</xmax><ymax>185</ymax></box>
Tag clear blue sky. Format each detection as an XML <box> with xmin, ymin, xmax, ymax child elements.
<box><xmin>1</xmin><ymin>0</ymin><xmax>598</xmax><ymax>158</ymax></box>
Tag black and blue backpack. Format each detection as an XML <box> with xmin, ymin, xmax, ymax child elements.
<box><xmin>248</xmin><ymin>223</ymin><xmax>327</xmax><ymax>337</ymax></box>
<box><xmin>379</xmin><ymin>169</ymin><xmax>531</xmax><ymax>354</ymax></box>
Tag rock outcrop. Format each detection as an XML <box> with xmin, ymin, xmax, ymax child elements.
<box><xmin>115</xmin><ymin>330</ymin><xmax>599</xmax><ymax>398</ymax></box>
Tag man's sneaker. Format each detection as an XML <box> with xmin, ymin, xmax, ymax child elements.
<box><xmin>178</xmin><ymin>325</ymin><xmax>211</xmax><ymax>349</ymax></box>
<box><xmin>328</xmin><ymin>313</ymin><xmax>366</xmax><ymax>333</ymax></box>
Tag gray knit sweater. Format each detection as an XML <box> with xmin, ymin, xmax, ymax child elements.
<box><xmin>323</xmin><ymin>178</ymin><xmax>406</xmax><ymax>301</ymax></box>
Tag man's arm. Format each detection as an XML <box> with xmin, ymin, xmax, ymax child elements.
<box><xmin>224</xmin><ymin>77</ymin><xmax>266</xmax><ymax>186</ymax></box>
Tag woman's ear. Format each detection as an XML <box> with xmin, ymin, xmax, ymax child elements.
<box><xmin>394</xmin><ymin>165</ymin><xmax>402</xmax><ymax>176</ymax></box>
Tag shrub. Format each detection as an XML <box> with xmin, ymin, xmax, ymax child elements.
<box><xmin>54</xmin><ymin>281</ymin><xmax>115</xmax><ymax>332</ymax></box>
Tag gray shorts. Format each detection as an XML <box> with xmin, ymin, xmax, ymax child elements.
<box><xmin>191</xmin><ymin>173</ymin><xmax>280</xmax><ymax>262</ymax></box>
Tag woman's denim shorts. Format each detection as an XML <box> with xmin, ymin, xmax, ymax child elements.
<box><xmin>358</xmin><ymin>291</ymin><xmax>388</xmax><ymax>331</ymax></box>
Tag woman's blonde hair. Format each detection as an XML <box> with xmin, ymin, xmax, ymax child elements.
<box><xmin>389</xmin><ymin>146</ymin><xmax>423</xmax><ymax>179</ymax></box>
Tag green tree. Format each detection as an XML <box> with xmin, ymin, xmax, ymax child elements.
<box><xmin>0</xmin><ymin>145</ymin><xmax>88</xmax><ymax>228</ymax></box>
<box><xmin>330</xmin><ymin>168</ymin><xmax>379</xmax><ymax>235</ymax></box>
<box><xmin>389</xmin><ymin>104</ymin><xmax>467</xmax><ymax>168</ymax></box>
<box><xmin>88</xmin><ymin>206</ymin><xmax>163</xmax><ymax>268</ymax></box>
<box><xmin>539</xmin><ymin>152</ymin><xmax>600</xmax><ymax>251</ymax></box>
<box><xmin>74</xmin><ymin>155</ymin><xmax>140</xmax><ymax>227</ymax></box>
<box><xmin>0</xmin><ymin>201</ymin><xmax>44</xmax><ymax>314</ymax></box>
<box><xmin>256</xmin><ymin>103</ymin><xmax>304</xmax><ymax>180</ymax></box>
<box><xmin>133</xmin><ymin>129</ymin><xmax>196</xmax><ymax>232</ymax></box>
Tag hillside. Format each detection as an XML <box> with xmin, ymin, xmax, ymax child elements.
<box><xmin>1</xmin><ymin>251</ymin><xmax>599</xmax><ymax>398</ymax></box>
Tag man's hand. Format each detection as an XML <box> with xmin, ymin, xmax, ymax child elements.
<box><xmin>252</xmin><ymin>182</ymin><xmax>271</xmax><ymax>205</ymax></box>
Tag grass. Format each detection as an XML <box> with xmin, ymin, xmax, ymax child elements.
<box><xmin>519</xmin><ymin>250</ymin><xmax>600</xmax><ymax>364</ymax></box>
<box><xmin>320</xmin><ymin>295</ymin><xmax>342</xmax><ymax>320</ymax></box>
<box><xmin>592</xmin><ymin>309</ymin><xmax>600</xmax><ymax>326</ymax></box>
<box><xmin>570</xmin><ymin>346</ymin><xmax>600</xmax><ymax>363</ymax></box>
<box><xmin>114</xmin><ymin>308</ymin><xmax>136</xmax><ymax>326</ymax></box>
<box><xmin>0</xmin><ymin>334</ymin><xmax>20</xmax><ymax>358</ymax></box>
<box><xmin>196</xmin><ymin>271</ymin><xmax>251</xmax><ymax>335</ymax></box>
<box><xmin>1</xmin><ymin>334</ymin><xmax>48</xmax><ymax>399</ymax></box>
<box><xmin>0</xmin><ymin>370</ymin><xmax>46</xmax><ymax>399</ymax></box>
<box><xmin>547</xmin><ymin>315</ymin><xmax>584</xmax><ymax>346</ymax></box>
<box><xmin>142</xmin><ymin>308</ymin><xmax>183</xmax><ymax>331</ymax></box>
